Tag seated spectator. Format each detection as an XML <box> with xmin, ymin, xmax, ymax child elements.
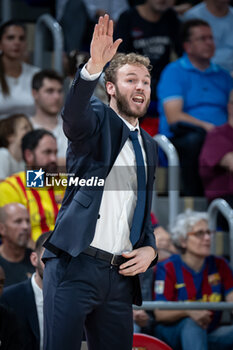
<box><xmin>157</xmin><ymin>19</ymin><xmax>233</xmax><ymax>196</ymax></box>
<box><xmin>0</xmin><ymin>203</ymin><xmax>35</xmax><ymax>287</ymax></box>
<box><xmin>0</xmin><ymin>129</ymin><xmax>65</xmax><ymax>241</ymax></box>
<box><xmin>154</xmin><ymin>224</ymin><xmax>178</xmax><ymax>261</ymax></box>
<box><xmin>0</xmin><ymin>113</ymin><xmax>32</xmax><ymax>180</ymax></box>
<box><xmin>133</xmin><ymin>217</ymin><xmax>177</xmax><ymax>334</ymax></box>
<box><xmin>31</xmin><ymin>69</ymin><xmax>67</xmax><ymax>165</ymax></box>
<box><xmin>183</xmin><ymin>0</ymin><xmax>233</xmax><ymax>75</ymax></box>
<box><xmin>114</xmin><ymin>0</ymin><xmax>182</xmax><ymax>135</ymax></box>
<box><xmin>199</xmin><ymin>90</ymin><xmax>233</xmax><ymax>206</ymax></box>
<box><xmin>56</xmin><ymin>0</ymin><xmax>88</xmax><ymax>52</ymax></box>
<box><xmin>0</xmin><ymin>20</ymin><xmax>40</xmax><ymax>119</ymax></box>
<box><xmin>1</xmin><ymin>231</ymin><xmax>51</xmax><ymax>350</ymax></box>
<box><xmin>84</xmin><ymin>0</ymin><xmax>129</xmax><ymax>23</ymax></box>
<box><xmin>153</xmin><ymin>209</ymin><xmax>233</xmax><ymax>350</ymax></box>
<box><xmin>151</xmin><ymin>212</ymin><xmax>178</xmax><ymax>261</ymax></box>
<box><xmin>114</xmin><ymin>0</ymin><xmax>182</xmax><ymax>93</ymax></box>
<box><xmin>0</xmin><ymin>265</ymin><xmax>24</xmax><ymax>349</ymax></box>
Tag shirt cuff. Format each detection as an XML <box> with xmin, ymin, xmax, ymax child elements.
<box><xmin>80</xmin><ymin>64</ymin><xmax>102</xmax><ymax>81</ymax></box>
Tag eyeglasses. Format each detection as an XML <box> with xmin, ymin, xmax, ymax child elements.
<box><xmin>189</xmin><ymin>35</ymin><xmax>214</xmax><ymax>43</ymax></box>
<box><xmin>188</xmin><ymin>229</ymin><xmax>215</xmax><ymax>239</ymax></box>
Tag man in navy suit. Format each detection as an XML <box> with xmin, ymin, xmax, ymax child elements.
<box><xmin>43</xmin><ymin>14</ymin><xmax>158</xmax><ymax>350</ymax></box>
<box><xmin>1</xmin><ymin>231</ymin><xmax>51</xmax><ymax>350</ymax></box>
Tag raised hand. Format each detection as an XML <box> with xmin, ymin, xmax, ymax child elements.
<box><xmin>86</xmin><ymin>14</ymin><xmax>122</xmax><ymax>75</ymax></box>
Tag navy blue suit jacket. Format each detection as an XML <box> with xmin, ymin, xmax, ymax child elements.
<box><xmin>43</xmin><ymin>70</ymin><xmax>158</xmax><ymax>304</ymax></box>
<box><xmin>1</xmin><ymin>279</ymin><xmax>40</xmax><ymax>350</ymax></box>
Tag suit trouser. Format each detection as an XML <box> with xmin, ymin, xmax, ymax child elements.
<box><xmin>43</xmin><ymin>252</ymin><xmax>134</xmax><ymax>350</ymax></box>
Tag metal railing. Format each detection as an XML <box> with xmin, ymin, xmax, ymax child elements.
<box><xmin>1</xmin><ymin>0</ymin><xmax>11</xmax><ymax>22</ymax></box>
<box><xmin>34</xmin><ymin>14</ymin><xmax>63</xmax><ymax>73</ymax></box>
<box><xmin>153</xmin><ymin>134</ymin><xmax>180</xmax><ymax>227</ymax></box>
<box><xmin>134</xmin><ymin>301</ymin><xmax>233</xmax><ymax>311</ymax></box>
<box><xmin>208</xmin><ymin>198</ymin><xmax>233</xmax><ymax>267</ymax></box>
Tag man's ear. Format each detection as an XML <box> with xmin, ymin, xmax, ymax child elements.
<box><xmin>32</xmin><ymin>89</ymin><xmax>38</xmax><ymax>100</ymax></box>
<box><xmin>106</xmin><ymin>81</ymin><xmax>115</xmax><ymax>97</ymax></box>
<box><xmin>180</xmin><ymin>237</ymin><xmax>187</xmax><ymax>249</ymax></box>
<box><xmin>0</xmin><ymin>223</ymin><xmax>6</xmax><ymax>238</ymax></box>
<box><xmin>183</xmin><ymin>42</ymin><xmax>191</xmax><ymax>55</ymax></box>
<box><xmin>30</xmin><ymin>251</ymin><xmax>38</xmax><ymax>268</ymax></box>
<box><xmin>24</xmin><ymin>149</ymin><xmax>34</xmax><ymax>166</ymax></box>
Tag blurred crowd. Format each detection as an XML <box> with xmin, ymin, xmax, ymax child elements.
<box><xmin>0</xmin><ymin>0</ymin><xmax>233</xmax><ymax>349</ymax></box>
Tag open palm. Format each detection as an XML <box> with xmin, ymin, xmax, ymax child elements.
<box><xmin>90</xmin><ymin>15</ymin><xmax>122</xmax><ymax>69</ymax></box>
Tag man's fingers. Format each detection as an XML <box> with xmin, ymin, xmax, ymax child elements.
<box><xmin>103</xmin><ymin>14</ymin><xmax>109</xmax><ymax>34</ymax></box>
<box><xmin>97</xmin><ymin>16</ymin><xmax>104</xmax><ymax>36</ymax></box>
<box><xmin>92</xmin><ymin>24</ymin><xmax>99</xmax><ymax>40</ymax></box>
<box><xmin>119</xmin><ymin>257</ymin><xmax>137</xmax><ymax>270</ymax></box>
<box><xmin>119</xmin><ymin>264</ymin><xmax>144</xmax><ymax>276</ymax></box>
<box><xmin>119</xmin><ymin>266</ymin><xmax>138</xmax><ymax>276</ymax></box>
<box><xmin>122</xmin><ymin>250</ymin><xmax>136</xmax><ymax>258</ymax></box>
<box><xmin>112</xmin><ymin>39</ymin><xmax>123</xmax><ymax>53</ymax></box>
<box><xmin>107</xmin><ymin>19</ymin><xmax>113</xmax><ymax>36</ymax></box>
<box><xmin>119</xmin><ymin>259</ymin><xmax>145</xmax><ymax>276</ymax></box>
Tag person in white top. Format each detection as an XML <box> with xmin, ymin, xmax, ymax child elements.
<box><xmin>0</xmin><ymin>113</ymin><xmax>32</xmax><ymax>180</ymax></box>
<box><xmin>30</xmin><ymin>231</ymin><xmax>51</xmax><ymax>350</ymax></box>
<box><xmin>0</xmin><ymin>20</ymin><xmax>40</xmax><ymax>119</ymax></box>
<box><xmin>30</xmin><ymin>69</ymin><xmax>67</xmax><ymax>165</ymax></box>
<box><xmin>1</xmin><ymin>231</ymin><xmax>51</xmax><ymax>350</ymax></box>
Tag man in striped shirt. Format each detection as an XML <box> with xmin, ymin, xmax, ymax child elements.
<box><xmin>0</xmin><ymin>129</ymin><xmax>65</xmax><ymax>242</ymax></box>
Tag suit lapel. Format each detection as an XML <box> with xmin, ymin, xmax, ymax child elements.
<box><xmin>140</xmin><ymin>128</ymin><xmax>156</xmax><ymax>202</ymax></box>
<box><xmin>119</xmin><ymin>121</ymin><xmax>131</xmax><ymax>152</ymax></box>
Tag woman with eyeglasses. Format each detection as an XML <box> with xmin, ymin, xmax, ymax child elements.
<box><xmin>152</xmin><ymin>209</ymin><xmax>233</xmax><ymax>350</ymax></box>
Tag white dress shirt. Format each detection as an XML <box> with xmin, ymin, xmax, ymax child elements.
<box><xmin>31</xmin><ymin>273</ymin><xmax>43</xmax><ymax>350</ymax></box>
<box><xmin>80</xmin><ymin>67</ymin><xmax>147</xmax><ymax>254</ymax></box>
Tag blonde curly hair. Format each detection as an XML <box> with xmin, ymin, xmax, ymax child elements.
<box><xmin>104</xmin><ymin>53</ymin><xmax>152</xmax><ymax>85</ymax></box>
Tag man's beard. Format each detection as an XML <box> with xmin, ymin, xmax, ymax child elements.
<box><xmin>115</xmin><ymin>85</ymin><xmax>150</xmax><ymax>119</ymax></box>
<box><xmin>17</xmin><ymin>233</ymin><xmax>29</xmax><ymax>248</ymax></box>
<box><xmin>30</xmin><ymin>154</ymin><xmax>57</xmax><ymax>174</ymax></box>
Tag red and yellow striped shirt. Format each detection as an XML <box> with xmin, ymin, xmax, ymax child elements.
<box><xmin>0</xmin><ymin>171</ymin><xmax>65</xmax><ymax>241</ymax></box>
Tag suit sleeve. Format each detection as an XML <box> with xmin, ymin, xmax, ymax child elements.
<box><xmin>62</xmin><ymin>69</ymin><xmax>101</xmax><ymax>142</ymax></box>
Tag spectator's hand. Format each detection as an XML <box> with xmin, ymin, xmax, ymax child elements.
<box><xmin>133</xmin><ymin>310</ymin><xmax>149</xmax><ymax>327</ymax></box>
<box><xmin>119</xmin><ymin>246</ymin><xmax>156</xmax><ymax>276</ymax></box>
<box><xmin>201</xmin><ymin>121</ymin><xmax>215</xmax><ymax>132</ymax></box>
<box><xmin>86</xmin><ymin>14</ymin><xmax>122</xmax><ymax>75</ymax></box>
<box><xmin>187</xmin><ymin>310</ymin><xmax>213</xmax><ymax>329</ymax></box>
<box><xmin>219</xmin><ymin>152</ymin><xmax>233</xmax><ymax>173</ymax></box>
